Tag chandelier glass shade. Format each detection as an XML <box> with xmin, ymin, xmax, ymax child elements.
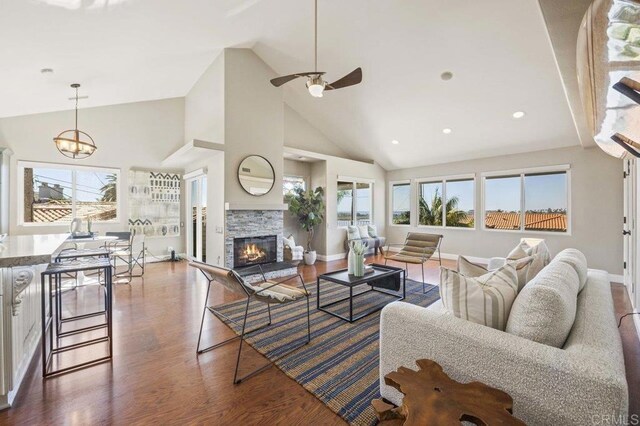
<box><xmin>53</xmin><ymin>84</ymin><xmax>97</xmax><ymax>159</ymax></box>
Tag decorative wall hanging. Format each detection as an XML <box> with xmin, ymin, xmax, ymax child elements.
<box><xmin>128</xmin><ymin>170</ymin><xmax>181</xmax><ymax>237</ymax></box>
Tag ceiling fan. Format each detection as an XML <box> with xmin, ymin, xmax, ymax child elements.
<box><xmin>269</xmin><ymin>0</ymin><xmax>362</xmax><ymax>98</ymax></box>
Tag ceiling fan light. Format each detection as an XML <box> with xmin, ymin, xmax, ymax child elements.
<box><xmin>307</xmin><ymin>82</ymin><xmax>325</xmax><ymax>98</ymax></box>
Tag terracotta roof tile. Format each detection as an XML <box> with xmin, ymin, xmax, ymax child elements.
<box><xmin>485</xmin><ymin>212</ymin><xmax>566</xmax><ymax>232</ymax></box>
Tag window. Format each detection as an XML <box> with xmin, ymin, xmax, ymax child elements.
<box><xmin>20</xmin><ymin>162</ymin><xmax>119</xmax><ymax>225</ymax></box>
<box><xmin>391</xmin><ymin>182</ymin><xmax>411</xmax><ymax>225</ymax></box>
<box><xmin>283</xmin><ymin>175</ymin><xmax>306</xmax><ymax>199</ymax></box>
<box><xmin>417</xmin><ymin>177</ymin><xmax>475</xmax><ymax>228</ymax></box>
<box><xmin>418</xmin><ymin>181</ymin><xmax>443</xmax><ymax>226</ymax></box>
<box><xmin>484</xmin><ymin>168</ymin><xmax>569</xmax><ymax>233</ymax></box>
<box><xmin>337</xmin><ymin>179</ymin><xmax>373</xmax><ymax>226</ymax></box>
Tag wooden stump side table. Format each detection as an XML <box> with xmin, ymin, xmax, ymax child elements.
<box><xmin>372</xmin><ymin>359</ymin><xmax>526</xmax><ymax>426</ymax></box>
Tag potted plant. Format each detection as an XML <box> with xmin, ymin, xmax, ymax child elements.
<box><xmin>287</xmin><ymin>186</ymin><xmax>325</xmax><ymax>265</ymax></box>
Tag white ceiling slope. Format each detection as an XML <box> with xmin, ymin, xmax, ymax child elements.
<box><xmin>0</xmin><ymin>0</ymin><xmax>580</xmax><ymax>170</ymax></box>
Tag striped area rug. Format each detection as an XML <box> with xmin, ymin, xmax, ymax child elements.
<box><xmin>215</xmin><ymin>278</ymin><xmax>441</xmax><ymax>425</ymax></box>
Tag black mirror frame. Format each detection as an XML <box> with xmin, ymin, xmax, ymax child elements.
<box><xmin>237</xmin><ymin>155</ymin><xmax>276</xmax><ymax>196</ymax></box>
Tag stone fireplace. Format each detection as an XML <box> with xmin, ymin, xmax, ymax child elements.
<box><xmin>233</xmin><ymin>235</ymin><xmax>277</xmax><ymax>268</ymax></box>
<box><xmin>224</xmin><ymin>209</ymin><xmax>284</xmax><ymax>268</ymax></box>
<box><xmin>225</xmin><ymin>208</ymin><xmax>297</xmax><ymax>282</ymax></box>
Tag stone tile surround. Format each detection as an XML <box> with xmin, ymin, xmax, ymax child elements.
<box><xmin>225</xmin><ymin>210</ymin><xmax>284</xmax><ymax>268</ymax></box>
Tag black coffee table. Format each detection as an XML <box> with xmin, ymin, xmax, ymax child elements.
<box><xmin>317</xmin><ymin>263</ymin><xmax>406</xmax><ymax>323</ymax></box>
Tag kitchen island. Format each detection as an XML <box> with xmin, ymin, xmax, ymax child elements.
<box><xmin>0</xmin><ymin>233</ymin><xmax>69</xmax><ymax>409</ymax></box>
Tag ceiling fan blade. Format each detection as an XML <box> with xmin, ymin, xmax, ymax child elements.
<box><xmin>325</xmin><ymin>67</ymin><xmax>362</xmax><ymax>90</ymax></box>
<box><xmin>270</xmin><ymin>72</ymin><xmax>325</xmax><ymax>87</ymax></box>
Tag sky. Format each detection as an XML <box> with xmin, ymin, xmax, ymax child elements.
<box><xmin>394</xmin><ymin>173</ymin><xmax>567</xmax><ymax>213</ymax></box>
<box><xmin>31</xmin><ymin>167</ymin><xmax>113</xmax><ymax>202</ymax></box>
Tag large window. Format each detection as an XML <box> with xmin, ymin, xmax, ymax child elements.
<box><xmin>391</xmin><ymin>182</ymin><xmax>411</xmax><ymax>225</ymax></box>
<box><xmin>20</xmin><ymin>162</ymin><xmax>119</xmax><ymax>225</ymax></box>
<box><xmin>337</xmin><ymin>179</ymin><xmax>373</xmax><ymax>226</ymax></box>
<box><xmin>418</xmin><ymin>177</ymin><xmax>474</xmax><ymax>228</ymax></box>
<box><xmin>484</xmin><ymin>168</ymin><xmax>569</xmax><ymax>233</ymax></box>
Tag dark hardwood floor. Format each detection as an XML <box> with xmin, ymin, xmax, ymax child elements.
<box><xmin>0</xmin><ymin>255</ymin><xmax>637</xmax><ymax>425</ymax></box>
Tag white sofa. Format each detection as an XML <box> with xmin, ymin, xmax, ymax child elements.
<box><xmin>379</xmin><ymin>254</ymin><xmax>629</xmax><ymax>425</ymax></box>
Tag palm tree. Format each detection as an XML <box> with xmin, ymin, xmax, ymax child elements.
<box><xmin>100</xmin><ymin>174</ymin><xmax>117</xmax><ymax>202</ymax></box>
<box><xmin>419</xmin><ymin>188</ymin><xmax>472</xmax><ymax>227</ymax></box>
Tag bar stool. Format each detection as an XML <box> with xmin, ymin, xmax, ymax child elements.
<box><xmin>41</xmin><ymin>257</ymin><xmax>113</xmax><ymax>378</ymax></box>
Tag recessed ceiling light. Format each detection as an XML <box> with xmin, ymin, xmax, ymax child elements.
<box><xmin>391</xmin><ymin>140</ymin><xmax>399</xmax><ymax>145</ymax></box>
<box><xmin>40</xmin><ymin>68</ymin><xmax>54</xmax><ymax>74</ymax></box>
<box><xmin>440</xmin><ymin>71</ymin><xmax>453</xmax><ymax>81</ymax></box>
<box><xmin>512</xmin><ymin>111</ymin><xmax>525</xmax><ymax>118</ymax></box>
<box><xmin>442</xmin><ymin>128</ymin><xmax>452</xmax><ymax>134</ymax></box>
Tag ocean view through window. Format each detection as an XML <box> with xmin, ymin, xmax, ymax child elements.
<box><xmin>337</xmin><ymin>180</ymin><xmax>373</xmax><ymax>226</ymax></box>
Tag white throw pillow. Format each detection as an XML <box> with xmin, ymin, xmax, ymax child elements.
<box><xmin>525</xmin><ymin>253</ymin><xmax>545</xmax><ymax>283</ymax></box>
<box><xmin>507</xmin><ymin>242</ymin><xmax>528</xmax><ymax>260</ymax></box>
<box><xmin>509</xmin><ymin>256</ymin><xmax>535</xmax><ymax>292</ymax></box>
<box><xmin>457</xmin><ymin>256</ymin><xmax>487</xmax><ymax>277</ymax></box>
<box><xmin>347</xmin><ymin>225</ymin><xmax>361</xmax><ymax>240</ymax></box>
<box><xmin>358</xmin><ymin>225</ymin><xmax>370</xmax><ymax>239</ymax></box>
<box><xmin>506</xmin><ymin>261</ymin><xmax>579</xmax><ymax>348</ymax></box>
<box><xmin>367</xmin><ymin>224</ymin><xmax>378</xmax><ymax>238</ymax></box>
<box><xmin>440</xmin><ymin>263</ymin><xmax>519</xmax><ymax>331</ymax></box>
<box><xmin>525</xmin><ymin>239</ymin><xmax>551</xmax><ymax>266</ymax></box>
<box><xmin>458</xmin><ymin>256</ymin><xmax>532</xmax><ymax>291</ymax></box>
<box><xmin>283</xmin><ymin>236</ymin><xmax>294</xmax><ymax>248</ymax></box>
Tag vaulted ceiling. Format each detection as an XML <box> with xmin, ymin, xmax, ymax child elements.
<box><xmin>0</xmin><ymin>0</ymin><xmax>586</xmax><ymax>170</ymax></box>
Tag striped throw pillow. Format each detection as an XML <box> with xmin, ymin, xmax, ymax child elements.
<box><xmin>440</xmin><ymin>263</ymin><xmax>519</xmax><ymax>330</ymax></box>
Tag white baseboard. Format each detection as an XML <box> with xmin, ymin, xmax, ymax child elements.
<box><xmin>609</xmin><ymin>274</ymin><xmax>624</xmax><ymax>284</ymax></box>
<box><xmin>317</xmin><ymin>253</ymin><xmax>346</xmax><ymax>262</ymax></box>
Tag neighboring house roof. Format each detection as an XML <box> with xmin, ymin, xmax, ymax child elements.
<box><xmin>32</xmin><ymin>200</ymin><xmax>117</xmax><ymax>223</ymax></box>
<box><xmin>485</xmin><ymin>212</ymin><xmax>567</xmax><ymax>231</ymax></box>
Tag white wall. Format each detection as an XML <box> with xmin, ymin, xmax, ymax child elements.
<box><xmin>224</xmin><ymin>49</ymin><xmax>283</xmax><ymax>206</ymax></box>
<box><xmin>284</xmin><ymin>105</ymin><xmax>352</xmax><ymax>159</ymax></box>
<box><xmin>386</xmin><ymin>146</ymin><xmax>623</xmax><ymax>274</ymax></box>
<box><xmin>0</xmin><ymin>97</ymin><xmax>186</xmax><ymax>257</ymax></box>
<box><xmin>184</xmin><ymin>52</ymin><xmax>226</xmax><ymax>265</ymax></box>
<box><xmin>184</xmin><ymin>52</ymin><xmax>224</xmax><ymax>144</ymax></box>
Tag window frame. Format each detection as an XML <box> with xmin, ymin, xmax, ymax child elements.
<box><xmin>336</xmin><ymin>176</ymin><xmax>374</xmax><ymax>228</ymax></box>
<box><xmin>416</xmin><ymin>173</ymin><xmax>476</xmax><ymax>230</ymax></box>
<box><xmin>18</xmin><ymin>160</ymin><xmax>122</xmax><ymax>227</ymax></box>
<box><xmin>481</xmin><ymin>164</ymin><xmax>571</xmax><ymax>236</ymax></box>
<box><xmin>388</xmin><ymin>180</ymin><xmax>412</xmax><ymax>227</ymax></box>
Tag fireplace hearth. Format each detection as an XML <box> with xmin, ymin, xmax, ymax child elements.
<box><xmin>233</xmin><ymin>235</ymin><xmax>277</xmax><ymax>268</ymax></box>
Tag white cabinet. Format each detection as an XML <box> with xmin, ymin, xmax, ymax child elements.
<box><xmin>0</xmin><ymin>264</ymin><xmax>45</xmax><ymax>409</ymax></box>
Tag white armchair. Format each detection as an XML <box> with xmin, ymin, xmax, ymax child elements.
<box><xmin>283</xmin><ymin>235</ymin><xmax>304</xmax><ymax>264</ymax></box>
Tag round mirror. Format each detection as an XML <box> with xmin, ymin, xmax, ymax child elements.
<box><xmin>238</xmin><ymin>155</ymin><xmax>275</xmax><ymax>196</ymax></box>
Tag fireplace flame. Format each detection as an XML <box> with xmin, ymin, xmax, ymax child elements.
<box><xmin>243</xmin><ymin>243</ymin><xmax>266</xmax><ymax>262</ymax></box>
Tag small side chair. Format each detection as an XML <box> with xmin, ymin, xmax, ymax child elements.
<box><xmin>190</xmin><ymin>261</ymin><xmax>311</xmax><ymax>384</ymax></box>
<box><xmin>384</xmin><ymin>232</ymin><xmax>443</xmax><ymax>292</ymax></box>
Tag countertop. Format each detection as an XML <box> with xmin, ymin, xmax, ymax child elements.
<box><xmin>0</xmin><ymin>234</ymin><xmax>70</xmax><ymax>268</ymax></box>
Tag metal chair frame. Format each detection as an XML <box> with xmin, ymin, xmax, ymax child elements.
<box><xmin>384</xmin><ymin>234</ymin><xmax>443</xmax><ymax>293</ymax></box>
<box><xmin>105</xmin><ymin>232</ymin><xmax>145</xmax><ymax>284</ymax></box>
<box><xmin>193</xmin><ymin>262</ymin><xmax>311</xmax><ymax>384</ymax></box>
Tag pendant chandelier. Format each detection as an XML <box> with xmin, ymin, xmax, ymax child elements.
<box><xmin>53</xmin><ymin>83</ymin><xmax>97</xmax><ymax>159</ymax></box>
